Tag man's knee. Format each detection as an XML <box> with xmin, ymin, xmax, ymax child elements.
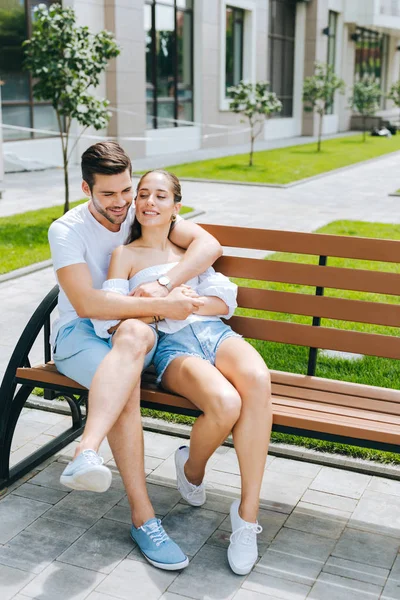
<box><xmin>113</xmin><ymin>319</ymin><xmax>154</xmax><ymax>356</ymax></box>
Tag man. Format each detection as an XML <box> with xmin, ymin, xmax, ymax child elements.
<box><xmin>48</xmin><ymin>141</ymin><xmax>222</xmax><ymax>570</ymax></box>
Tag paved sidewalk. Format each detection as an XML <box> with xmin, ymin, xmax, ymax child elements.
<box><xmin>1</xmin><ymin>416</ymin><xmax>400</xmax><ymax>600</ymax></box>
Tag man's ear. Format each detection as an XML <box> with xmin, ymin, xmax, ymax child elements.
<box><xmin>82</xmin><ymin>180</ymin><xmax>91</xmax><ymax>197</ymax></box>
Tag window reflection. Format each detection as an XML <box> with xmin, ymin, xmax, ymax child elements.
<box><xmin>0</xmin><ymin>0</ymin><xmax>58</xmax><ymax>140</ymax></box>
<box><xmin>225</xmin><ymin>6</ymin><xmax>244</xmax><ymax>95</ymax></box>
<box><xmin>145</xmin><ymin>0</ymin><xmax>194</xmax><ymax>129</ymax></box>
<box><xmin>268</xmin><ymin>0</ymin><xmax>296</xmax><ymax>118</ymax></box>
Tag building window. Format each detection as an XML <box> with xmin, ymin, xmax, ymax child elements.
<box><xmin>0</xmin><ymin>0</ymin><xmax>59</xmax><ymax>141</ymax></box>
<box><xmin>326</xmin><ymin>10</ymin><xmax>338</xmax><ymax>115</ymax></box>
<box><xmin>225</xmin><ymin>6</ymin><xmax>244</xmax><ymax>94</ymax></box>
<box><xmin>268</xmin><ymin>0</ymin><xmax>296</xmax><ymax>118</ymax></box>
<box><xmin>145</xmin><ymin>0</ymin><xmax>194</xmax><ymax>130</ymax></box>
<box><xmin>354</xmin><ymin>27</ymin><xmax>388</xmax><ymax>108</ymax></box>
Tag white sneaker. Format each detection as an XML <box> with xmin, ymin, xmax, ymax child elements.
<box><xmin>228</xmin><ymin>499</ymin><xmax>262</xmax><ymax>575</ymax></box>
<box><xmin>60</xmin><ymin>449</ymin><xmax>112</xmax><ymax>492</ymax></box>
<box><xmin>174</xmin><ymin>446</ymin><xmax>206</xmax><ymax>506</ymax></box>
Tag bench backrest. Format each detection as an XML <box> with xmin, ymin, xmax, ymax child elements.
<box><xmin>200</xmin><ymin>224</ymin><xmax>400</xmax><ymax>373</ymax></box>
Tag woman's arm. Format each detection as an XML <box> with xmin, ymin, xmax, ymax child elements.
<box><xmin>194</xmin><ymin>296</ymin><xmax>229</xmax><ymax>316</ymax></box>
<box><xmin>193</xmin><ymin>267</ymin><xmax>238</xmax><ymax>319</ymax></box>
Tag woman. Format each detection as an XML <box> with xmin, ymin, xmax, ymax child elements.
<box><xmin>93</xmin><ymin>169</ymin><xmax>272</xmax><ymax>575</ymax></box>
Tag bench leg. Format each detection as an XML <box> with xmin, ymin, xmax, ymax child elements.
<box><xmin>0</xmin><ymin>386</ymin><xmax>87</xmax><ymax>492</ymax></box>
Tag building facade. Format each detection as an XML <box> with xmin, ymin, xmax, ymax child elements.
<box><xmin>1</xmin><ymin>0</ymin><xmax>400</xmax><ymax>171</ymax></box>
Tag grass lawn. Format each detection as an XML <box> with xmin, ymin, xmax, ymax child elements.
<box><xmin>165</xmin><ymin>134</ymin><xmax>400</xmax><ymax>184</ymax></box>
<box><xmin>0</xmin><ymin>202</ymin><xmax>193</xmax><ymax>275</ymax></box>
<box><xmin>143</xmin><ymin>219</ymin><xmax>400</xmax><ymax>465</ymax></box>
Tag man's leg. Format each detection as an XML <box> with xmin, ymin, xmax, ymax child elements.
<box><xmin>107</xmin><ymin>383</ymin><xmax>155</xmax><ymax>527</ymax></box>
<box><xmin>76</xmin><ymin>319</ymin><xmax>155</xmax><ymax>455</ymax></box>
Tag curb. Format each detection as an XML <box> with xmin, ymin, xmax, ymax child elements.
<box><xmin>175</xmin><ymin>147</ymin><xmax>400</xmax><ymax>190</ymax></box>
<box><xmin>25</xmin><ymin>395</ymin><xmax>400</xmax><ymax>481</ymax></box>
<box><xmin>0</xmin><ymin>209</ymin><xmax>204</xmax><ymax>284</ymax></box>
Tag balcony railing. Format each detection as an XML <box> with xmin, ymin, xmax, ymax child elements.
<box><xmin>380</xmin><ymin>0</ymin><xmax>400</xmax><ymax>17</ymax></box>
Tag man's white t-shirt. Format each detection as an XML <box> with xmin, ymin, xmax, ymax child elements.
<box><xmin>48</xmin><ymin>201</ymin><xmax>135</xmax><ymax>348</ymax></box>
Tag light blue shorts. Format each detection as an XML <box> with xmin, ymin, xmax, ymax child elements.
<box><xmin>153</xmin><ymin>320</ymin><xmax>241</xmax><ymax>386</ymax></box>
<box><xmin>53</xmin><ymin>318</ymin><xmax>157</xmax><ymax>390</ymax></box>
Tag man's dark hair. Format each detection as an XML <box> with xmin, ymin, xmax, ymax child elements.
<box><xmin>81</xmin><ymin>141</ymin><xmax>132</xmax><ymax>190</ymax></box>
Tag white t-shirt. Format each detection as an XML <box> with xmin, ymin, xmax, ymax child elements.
<box><xmin>48</xmin><ymin>201</ymin><xmax>135</xmax><ymax>346</ymax></box>
<box><xmin>48</xmin><ymin>202</ymin><xmax>183</xmax><ymax>346</ymax></box>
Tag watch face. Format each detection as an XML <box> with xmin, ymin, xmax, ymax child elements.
<box><xmin>158</xmin><ymin>276</ymin><xmax>170</xmax><ymax>286</ymax></box>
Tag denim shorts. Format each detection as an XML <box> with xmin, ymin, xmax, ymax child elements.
<box><xmin>152</xmin><ymin>320</ymin><xmax>241</xmax><ymax>385</ymax></box>
<box><xmin>53</xmin><ymin>318</ymin><xmax>157</xmax><ymax>389</ymax></box>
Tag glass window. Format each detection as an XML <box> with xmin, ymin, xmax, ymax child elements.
<box><xmin>225</xmin><ymin>6</ymin><xmax>244</xmax><ymax>94</ymax></box>
<box><xmin>0</xmin><ymin>0</ymin><xmax>58</xmax><ymax>140</ymax></box>
<box><xmin>145</xmin><ymin>0</ymin><xmax>193</xmax><ymax>129</ymax></box>
<box><xmin>326</xmin><ymin>10</ymin><xmax>338</xmax><ymax>115</ymax></box>
<box><xmin>268</xmin><ymin>0</ymin><xmax>296</xmax><ymax>118</ymax></box>
<box><xmin>354</xmin><ymin>27</ymin><xmax>388</xmax><ymax>109</ymax></box>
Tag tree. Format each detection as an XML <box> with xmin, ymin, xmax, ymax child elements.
<box><xmin>387</xmin><ymin>80</ymin><xmax>400</xmax><ymax>128</ymax></box>
<box><xmin>349</xmin><ymin>75</ymin><xmax>382</xmax><ymax>142</ymax></box>
<box><xmin>23</xmin><ymin>3</ymin><xmax>120</xmax><ymax>214</ymax></box>
<box><xmin>228</xmin><ymin>81</ymin><xmax>282</xmax><ymax>167</ymax></box>
<box><xmin>303</xmin><ymin>62</ymin><xmax>345</xmax><ymax>152</ymax></box>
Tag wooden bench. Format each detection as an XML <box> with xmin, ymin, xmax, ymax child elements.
<box><xmin>1</xmin><ymin>224</ymin><xmax>400</xmax><ymax>491</ymax></box>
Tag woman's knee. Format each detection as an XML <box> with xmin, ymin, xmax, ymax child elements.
<box><xmin>209</xmin><ymin>388</ymin><xmax>242</xmax><ymax>427</ymax></box>
<box><xmin>113</xmin><ymin>319</ymin><xmax>153</xmax><ymax>356</ymax></box>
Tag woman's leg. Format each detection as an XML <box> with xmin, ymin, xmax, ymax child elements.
<box><xmin>161</xmin><ymin>355</ymin><xmax>242</xmax><ymax>485</ymax></box>
<box><xmin>215</xmin><ymin>337</ymin><xmax>272</xmax><ymax>523</ymax></box>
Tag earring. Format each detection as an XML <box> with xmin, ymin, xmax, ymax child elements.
<box><xmin>171</xmin><ymin>214</ymin><xmax>177</xmax><ymax>222</ymax></box>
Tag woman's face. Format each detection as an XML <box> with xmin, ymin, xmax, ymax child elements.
<box><xmin>135</xmin><ymin>172</ymin><xmax>180</xmax><ymax>227</ymax></box>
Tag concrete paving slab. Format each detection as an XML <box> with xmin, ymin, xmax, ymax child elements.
<box><xmin>168</xmin><ymin>544</ymin><xmax>243</xmax><ymax>600</ymax></box>
<box><xmin>11</xmin><ymin>482</ymin><xmax>68</xmax><ymax>505</ymax></box>
<box><xmin>256</xmin><ymin>527</ymin><xmax>336</xmax><ymax>586</ymax></box>
<box><xmin>0</xmin><ymin>564</ymin><xmax>35</xmax><ymax>600</ymax></box>
<box><xmin>0</xmin><ymin>495</ymin><xmax>51</xmax><ymax>544</ymax></box>
<box><xmin>95</xmin><ymin>557</ymin><xmax>178</xmax><ymax>600</ymax></box>
<box><xmin>19</xmin><ymin>560</ymin><xmax>106</xmax><ymax>600</ymax></box>
<box><xmin>309</xmin><ymin>467</ymin><xmax>371</xmax><ymax>500</ymax></box>
<box><xmin>242</xmin><ymin>571</ymin><xmax>311</xmax><ymax>600</ymax></box>
<box><xmin>332</xmin><ymin>528</ymin><xmax>399</xmax><ymax>569</ymax></box>
<box><xmin>283</xmin><ymin>501</ymin><xmax>349</xmax><ymax>539</ymax></box>
<box><xmin>349</xmin><ymin>490</ymin><xmax>400</xmax><ymax>538</ymax></box>
<box><xmin>307</xmin><ymin>572</ymin><xmax>382</xmax><ymax>600</ymax></box>
<box><xmin>323</xmin><ymin>556</ymin><xmax>390</xmax><ymax>587</ymax></box>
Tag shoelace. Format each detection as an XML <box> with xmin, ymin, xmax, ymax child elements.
<box><xmin>186</xmin><ymin>483</ymin><xmax>205</xmax><ymax>501</ymax></box>
<box><xmin>230</xmin><ymin>522</ymin><xmax>263</xmax><ymax>546</ymax></box>
<box><xmin>141</xmin><ymin>519</ymin><xmax>169</xmax><ymax>547</ymax></box>
<box><xmin>82</xmin><ymin>449</ymin><xmax>104</xmax><ymax>466</ymax></box>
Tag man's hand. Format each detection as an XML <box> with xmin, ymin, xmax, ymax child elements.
<box><xmin>131</xmin><ymin>281</ymin><xmax>169</xmax><ymax>298</ymax></box>
<box><xmin>163</xmin><ymin>286</ymin><xmax>204</xmax><ymax>320</ymax></box>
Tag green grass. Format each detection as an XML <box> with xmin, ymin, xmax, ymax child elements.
<box><xmin>0</xmin><ymin>202</ymin><xmax>193</xmax><ymax>275</ymax></box>
<box><xmin>165</xmin><ymin>134</ymin><xmax>400</xmax><ymax>184</ymax></box>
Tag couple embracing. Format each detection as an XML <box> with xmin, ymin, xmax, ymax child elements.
<box><xmin>49</xmin><ymin>141</ymin><xmax>272</xmax><ymax>576</ymax></box>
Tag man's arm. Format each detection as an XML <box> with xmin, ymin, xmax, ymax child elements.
<box><xmin>57</xmin><ymin>263</ymin><xmax>202</xmax><ymax>321</ymax></box>
<box><xmin>134</xmin><ymin>220</ymin><xmax>222</xmax><ymax>297</ymax></box>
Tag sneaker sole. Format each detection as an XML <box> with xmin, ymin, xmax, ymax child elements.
<box><xmin>60</xmin><ymin>467</ymin><xmax>112</xmax><ymax>492</ymax></box>
<box><xmin>174</xmin><ymin>450</ymin><xmax>206</xmax><ymax>507</ymax></box>
<box><xmin>227</xmin><ymin>546</ymin><xmax>255</xmax><ymax>576</ymax></box>
<box><xmin>130</xmin><ymin>534</ymin><xmax>189</xmax><ymax>571</ymax></box>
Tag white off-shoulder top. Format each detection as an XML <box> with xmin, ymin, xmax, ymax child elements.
<box><xmin>91</xmin><ymin>262</ymin><xmax>238</xmax><ymax>339</ymax></box>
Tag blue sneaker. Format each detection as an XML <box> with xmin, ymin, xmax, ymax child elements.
<box><xmin>59</xmin><ymin>449</ymin><xmax>112</xmax><ymax>492</ymax></box>
<box><xmin>130</xmin><ymin>518</ymin><xmax>189</xmax><ymax>570</ymax></box>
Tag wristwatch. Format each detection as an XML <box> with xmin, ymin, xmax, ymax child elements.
<box><xmin>157</xmin><ymin>275</ymin><xmax>172</xmax><ymax>291</ymax></box>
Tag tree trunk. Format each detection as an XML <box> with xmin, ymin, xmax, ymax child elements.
<box><xmin>317</xmin><ymin>111</ymin><xmax>324</xmax><ymax>152</ymax></box>
<box><xmin>249</xmin><ymin>134</ymin><xmax>254</xmax><ymax>167</ymax></box>
<box><xmin>362</xmin><ymin>116</ymin><xmax>366</xmax><ymax>142</ymax></box>
<box><xmin>63</xmin><ymin>155</ymin><xmax>69</xmax><ymax>214</ymax></box>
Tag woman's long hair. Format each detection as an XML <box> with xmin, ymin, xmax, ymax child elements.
<box><xmin>126</xmin><ymin>170</ymin><xmax>182</xmax><ymax>245</ymax></box>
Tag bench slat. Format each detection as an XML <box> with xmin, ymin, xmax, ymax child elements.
<box><xmin>202</xmin><ymin>224</ymin><xmax>400</xmax><ymax>263</ymax></box>
<box><xmin>229</xmin><ymin>316</ymin><xmax>400</xmax><ymax>359</ymax></box>
<box><xmin>270</xmin><ymin>370</ymin><xmax>400</xmax><ymax>403</ymax></box>
<box><xmin>237</xmin><ymin>287</ymin><xmax>400</xmax><ymax>328</ymax></box>
<box><xmin>273</xmin><ymin>406</ymin><xmax>400</xmax><ymax>445</ymax></box>
<box><xmin>215</xmin><ymin>256</ymin><xmax>400</xmax><ymax>296</ymax></box>
<box><xmin>273</xmin><ymin>384</ymin><xmax>400</xmax><ymax>417</ymax></box>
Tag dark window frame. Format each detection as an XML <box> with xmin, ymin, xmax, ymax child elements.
<box><xmin>225</xmin><ymin>5</ymin><xmax>245</xmax><ymax>95</ymax></box>
<box><xmin>145</xmin><ymin>0</ymin><xmax>194</xmax><ymax>130</ymax></box>
<box><xmin>1</xmin><ymin>0</ymin><xmax>60</xmax><ymax>141</ymax></box>
<box><xmin>354</xmin><ymin>26</ymin><xmax>389</xmax><ymax>109</ymax></box>
<box><xmin>268</xmin><ymin>0</ymin><xmax>296</xmax><ymax>118</ymax></box>
<box><xmin>326</xmin><ymin>10</ymin><xmax>338</xmax><ymax>115</ymax></box>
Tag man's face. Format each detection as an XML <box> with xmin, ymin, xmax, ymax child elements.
<box><xmin>83</xmin><ymin>170</ymin><xmax>133</xmax><ymax>230</ymax></box>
